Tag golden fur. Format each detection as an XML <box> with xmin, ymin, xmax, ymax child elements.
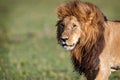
<box><xmin>56</xmin><ymin>0</ymin><xmax>120</xmax><ymax>80</ymax></box>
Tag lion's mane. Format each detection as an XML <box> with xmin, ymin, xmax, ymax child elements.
<box><xmin>56</xmin><ymin>0</ymin><xmax>107</xmax><ymax>76</ymax></box>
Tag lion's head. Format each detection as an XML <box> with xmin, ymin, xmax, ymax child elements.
<box><xmin>56</xmin><ymin>0</ymin><xmax>105</xmax><ymax>51</ymax></box>
<box><xmin>57</xmin><ymin>16</ymin><xmax>81</xmax><ymax>50</ymax></box>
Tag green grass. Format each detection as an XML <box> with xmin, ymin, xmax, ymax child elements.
<box><xmin>0</xmin><ymin>0</ymin><xmax>120</xmax><ymax>80</ymax></box>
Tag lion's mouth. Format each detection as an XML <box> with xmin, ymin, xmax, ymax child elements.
<box><xmin>61</xmin><ymin>43</ymin><xmax>76</xmax><ymax>50</ymax></box>
<box><xmin>62</xmin><ymin>43</ymin><xmax>75</xmax><ymax>47</ymax></box>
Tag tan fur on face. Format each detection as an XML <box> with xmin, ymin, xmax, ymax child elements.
<box><xmin>56</xmin><ymin>0</ymin><xmax>120</xmax><ymax>80</ymax></box>
<box><xmin>57</xmin><ymin>16</ymin><xmax>81</xmax><ymax>50</ymax></box>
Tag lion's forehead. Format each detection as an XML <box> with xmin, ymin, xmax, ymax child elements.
<box><xmin>64</xmin><ymin>16</ymin><xmax>77</xmax><ymax>22</ymax></box>
<box><xmin>63</xmin><ymin>16</ymin><xmax>78</xmax><ymax>27</ymax></box>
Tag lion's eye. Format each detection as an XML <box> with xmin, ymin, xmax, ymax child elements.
<box><xmin>72</xmin><ymin>24</ymin><xmax>77</xmax><ymax>29</ymax></box>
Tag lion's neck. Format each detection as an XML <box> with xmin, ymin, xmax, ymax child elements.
<box><xmin>71</xmin><ymin>35</ymin><xmax>105</xmax><ymax>75</ymax></box>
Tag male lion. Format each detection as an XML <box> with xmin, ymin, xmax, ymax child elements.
<box><xmin>56</xmin><ymin>0</ymin><xmax>120</xmax><ymax>80</ymax></box>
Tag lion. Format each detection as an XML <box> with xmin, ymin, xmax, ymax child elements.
<box><xmin>56</xmin><ymin>0</ymin><xmax>120</xmax><ymax>80</ymax></box>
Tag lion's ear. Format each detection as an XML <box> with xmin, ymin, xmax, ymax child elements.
<box><xmin>88</xmin><ymin>12</ymin><xmax>95</xmax><ymax>21</ymax></box>
<box><xmin>84</xmin><ymin>9</ymin><xmax>95</xmax><ymax>25</ymax></box>
<box><xmin>85</xmin><ymin>8</ymin><xmax>94</xmax><ymax>21</ymax></box>
<box><xmin>56</xmin><ymin>4</ymin><xmax>68</xmax><ymax>19</ymax></box>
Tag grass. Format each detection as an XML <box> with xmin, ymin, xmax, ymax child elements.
<box><xmin>0</xmin><ymin>0</ymin><xmax>120</xmax><ymax>80</ymax></box>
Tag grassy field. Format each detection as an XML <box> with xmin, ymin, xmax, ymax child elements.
<box><xmin>0</xmin><ymin>0</ymin><xmax>120</xmax><ymax>80</ymax></box>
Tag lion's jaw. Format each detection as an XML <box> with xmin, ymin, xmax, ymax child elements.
<box><xmin>57</xmin><ymin>16</ymin><xmax>81</xmax><ymax>50</ymax></box>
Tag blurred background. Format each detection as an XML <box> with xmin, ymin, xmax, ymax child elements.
<box><xmin>0</xmin><ymin>0</ymin><xmax>120</xmax><ymax>80</ymax></box>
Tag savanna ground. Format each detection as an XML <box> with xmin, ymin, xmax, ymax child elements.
<box><xmin>0</xmin><ymin>0</ymin><xmax>120</xmax><ymax>80</ymax></box>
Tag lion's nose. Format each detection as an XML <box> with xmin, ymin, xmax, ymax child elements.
<box><xmin>61</xmin><ymin>37</ymin><xmax>68</xmax><ymax>42</ymax></box>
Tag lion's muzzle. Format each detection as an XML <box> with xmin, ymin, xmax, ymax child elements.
<box><xmin>59</xmin><ymin>37</ymin><xmax>76</xmax><ymax>50</ymax></box>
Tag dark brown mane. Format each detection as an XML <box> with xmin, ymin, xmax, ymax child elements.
<box><xmin>114</xmin><ymin>20</ymin><xmax>120</xmax><ymax>23</ymax></box>
<box><xmin>71</xmin><ymin>34</ymin><xmax>105</xmax><ymax>76</ymax></box>
<box><xmin>57</xmin><ymin>0</ymin><xmax>106</xmax><ymax>78</ymax></box>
